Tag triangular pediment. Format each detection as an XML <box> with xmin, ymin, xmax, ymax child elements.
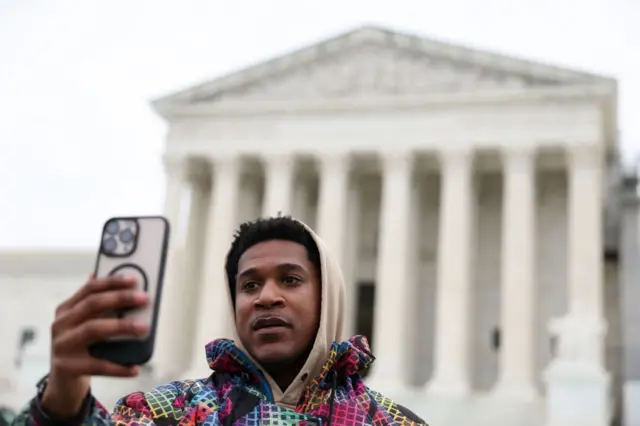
<box><xmin>154</xmin><ymin>26</ymin><xmax>612</xmax><ymax>107</ymax></box>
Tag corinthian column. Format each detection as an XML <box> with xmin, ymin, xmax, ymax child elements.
<box><xmin>544</xmin><ymin>144</ymin><xmax>610</xmax><ymax>426</ymax></box>
<box><xmin>153</xmin><ymin>156</ymin><xmax>189</xmax><ymax>380</ymax></box>
<box><xmin>262</xmin><ymin>154</ymin><xmax>295</xmax><ymax>217</ymax></box>
<box><xmin>185</xmin><ymin>155</ymin><xmax>242</xmax><ymax>378</ymax></box>
<box><xmin>316</xmin><ymin>153</ymin><xmax>352</xmax><ymax>338</ymax></box>
<box><xmin>566</xmin><ymin>145</ymin><xmax>606</xmax><ymax>328</ymax></box>
<box><xmin>493</xmin><ymin>147</ymin><xmax>537</xmax><ymax>400</ymax></box>
<box><xmin>427</xmin><ymin>148</ymin><xmax>475</xmax><ymax>397</ymax></box>
<box><xmin>549</xmin><ymin>144</ymin><xmax>607</xmax><ymax>364</ymax></box>
<box><xmin>367</xmin><ymin>151</ymin><xmax>414</xmax><ymax>391</ymax></box>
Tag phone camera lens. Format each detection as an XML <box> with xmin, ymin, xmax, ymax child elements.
<box><xmin>119</xmin><ymin>229</ymin><xmax>134</xmax><ymax>243</ymax></box>
<box><xmin>103</xmin><ymin>237</ymin><xmax>117</xmax><ymax>253</ymax></box>
<box><xmin>105</xmin><ymin>220</ymin><xmax>119</xmax><ymax>235</ymax></box>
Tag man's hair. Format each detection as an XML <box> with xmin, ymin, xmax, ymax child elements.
<box><xmin>225</xmin><ymin>216</ymin><xmax>321</xmax><ymax>304</ymax></box>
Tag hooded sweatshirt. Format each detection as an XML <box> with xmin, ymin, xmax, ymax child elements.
<box><xmin>230</xmin><ymin>220</ymin><xmax>346</xmax><ymax>409</ymax></box>
<box><xmin>12</xmin><ymin>219</ymin><xmax>427</xmax><ymax>426</ymax></box>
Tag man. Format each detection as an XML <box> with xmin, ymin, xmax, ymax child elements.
<box><xmin>12</xmin><ymin>216</ymin><xmax>427</xmax><ymax>425</ymax></box>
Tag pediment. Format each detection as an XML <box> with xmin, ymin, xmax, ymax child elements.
<box><xmin>154</xmin><ymin>26</ymin><xmax>612</xmax><ymax>108</ymax></box>
<box><xmin>194</xmin><ymin>44</ymin><xmax>561</xmax><ymax>102</ymax></box>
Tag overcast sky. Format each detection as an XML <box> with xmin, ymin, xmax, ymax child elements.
<box><xmin>0</xmin><ymin>0</ymin><xmax>637</xmax><ymax>249</ymax></box>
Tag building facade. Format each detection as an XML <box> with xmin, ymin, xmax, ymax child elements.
<box><xmin>620</xmin><ymin>174</ymin><xmax>640</xmax><ymax>426</ymax></box>
<box><xmin>0</xmin><ymin>27</ymin><xmax>628</xmax><ymax>426</ymax></box>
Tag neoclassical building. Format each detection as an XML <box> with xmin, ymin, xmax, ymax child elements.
<box><xmin>0</xmin><ymin>26</ymin><xmax>630</xmax><ymax>426</ymax></box>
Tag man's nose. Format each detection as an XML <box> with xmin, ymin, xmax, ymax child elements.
<box><xmin>255</xmin><ymin>279</ymin><xmax>285</xmax><ymax>308</ymax></box>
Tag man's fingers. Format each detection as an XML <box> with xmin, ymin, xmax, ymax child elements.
<box><xmin>56</xmin><ymin>317</ymin><xmax>149</xmax><ymax>349</ymax></box>
<box><xmin>91</xmin><ymin>362</ymin><xmax>140</xmax><ymax>378</ymax></box>
<box><xmin>53</xmin><ymin>356</ymin><xmax>140</xmax><ymax>378</ymax></box>
<box><xmin>61</xmin><ymin>288</ymin><xmax>148</xmax><ymax>327</ymax></box>
<box><xmin>61</xmin><ymin>275</ymin><xmax>138</xmax><ymax>312</ymax></box>
<box><xmin>48</xmin><ymin>274</ymin><xmax>148</xmax><ymax>384</ymax></box>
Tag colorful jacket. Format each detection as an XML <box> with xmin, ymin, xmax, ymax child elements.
<box><xmin>12</xmin><ymin>336</ymin><xmax>426</xmax><ymax>425</ymax></box>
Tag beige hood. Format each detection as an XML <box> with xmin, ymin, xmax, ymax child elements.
<box><xmin>224</xmin><ymin>219</ymin><xmax>346</xmax><ymax>408</ymax></box>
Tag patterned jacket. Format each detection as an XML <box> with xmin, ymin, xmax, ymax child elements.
<box><xmin>13</xmin><ymin>336</ymin><xmax>426</xmax><ymax>425</ymax></box>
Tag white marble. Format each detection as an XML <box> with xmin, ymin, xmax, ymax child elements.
<box><xmin>493</xmin><ymin>147</ymin><xmax>537</xmax><ymax>400</ymax></box>
<box><xmin>153</xmin><ymin>156</ymin><xmax>189</xmax><ymax>380</ymax></box>
<box><xmin>427</xmin><ymin>149</ymin><xmax>475</xmax><ymax>396</ymax></box>
<box><xmin>316</xmin><ymin>154</ymin><xmax>351</xmax><ymax>338</ymax></box>
<box><xmin>186</xmin><ymin>156</ymin><xmax>242</xmax><ymax>378</ymax></box>
<box><xmin>367</xmin><ymin>152</ymin><xmax>414</xmax><ymax>390</ymax></box>
<box><xmin>262</xmin><ymin>154</ymin><xmax>295</xmax><ymax>217</ymax></box>
<box><xmin>543</xmin><ymin>145</ymin><xmax>610</xmax><ymax>426</ymax></box>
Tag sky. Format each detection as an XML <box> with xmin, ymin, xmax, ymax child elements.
<box><xmin>0</xmin><ymin>0</ymin><xmax>637</xmax><ymax>249</ymax></box>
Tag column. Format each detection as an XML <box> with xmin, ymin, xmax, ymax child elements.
<box><xmin>153</xmin><ymin>156</ymin><xmax>189</xmax><ymax>380</ymax></box>
<box><xmin>343</xmin><ymin>178</ymin><xmax>361</xmax><ymax>338</ymax></box>
<box><xmin>176</xmin><ymin>174</ymin><xmax>211</xmax><ymax>369</ymax></box>
<box><xmin>427</xmin><ymin>148</ymin><xmax>474</xmax><ymax>397</ymax></box>
<box><xmin>544</xmin><ymin>144</ymin><xmax>610</xmax><ymax>426</ymax></box>
<box><xmin>262</xmin><ymin>154</ymin><xmax>295</xmax><ymax>217</ymax></box>
<box><xmin>185</xmin><ymin>155</ymin><xmax>242</xmax><ymax>378</ymax></box>
<box><xmin>493</xmin><ymin>147</ymin><xmax>537</xmax><ymax>400</ymax></box>
<box><xmin>548</xmin><ymin>145</ymin><xmax>607</xmax><ymax>364</ymax></box>
<box><xmin>162</xmin><ymin>156</ymin><xmax>188</xmax><ymax>234</ymax></box>
<box><xmin>367</xmin><ymin>151</ymin><xmax>414</xmax><ymax>390</ymax></box>
<box><xmin>566</xmin><ymin>145</ymin><xmax>605</xmax><ymax>329</ymax></box>
<box><xmin>316</xmin><ymin>154</ymin><xmax>351</xmax><ymax>338</ymax></box>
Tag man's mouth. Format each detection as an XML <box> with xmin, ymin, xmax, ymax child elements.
<box><xmin>252</xmin><ymin>316</ymin><xmax>290</xmax><ymax>331</ymax></box>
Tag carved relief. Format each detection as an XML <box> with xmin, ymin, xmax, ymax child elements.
<box><xmin>199</xmin><ymin>43</ymin><xmax>552</xmax><ymax>103</ymax></box>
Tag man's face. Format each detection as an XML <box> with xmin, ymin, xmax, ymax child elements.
<box><xmin>235</xmin><ymin>240</ymin><xmax>321</xmax><ymax>366</ymax></box>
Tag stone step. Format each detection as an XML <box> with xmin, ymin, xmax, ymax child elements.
<box><xmin>392</xmin><ymin>391</ymin><xmax>545</xmax><ymax>426</ymax></box>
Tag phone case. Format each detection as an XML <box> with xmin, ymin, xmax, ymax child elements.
<box><xmin>88</xmin><ymin>215</ymin><xmax>170</xmax><ymax>366</ymax></box>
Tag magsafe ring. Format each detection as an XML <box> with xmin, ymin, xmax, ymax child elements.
<box><xmin>108</xmin><ymin>264</ymin><xmax>149</xmax><ymax>319</ymax></box>
<box><xmin>108</xmin><ymin>263</ymin><xmax>149</xmax><ymax>292</ymax></box>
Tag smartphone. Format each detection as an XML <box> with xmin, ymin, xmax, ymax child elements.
<box><xmin>88</xmin><ymin>215</ymin><xmax>170</xmax><ymax>366</ymax></box>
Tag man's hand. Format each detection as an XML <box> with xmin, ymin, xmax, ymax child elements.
<box><xmin>42</xmin><ymin>275</ymin><xmax>149</xmax><ymax>418</ymax></box>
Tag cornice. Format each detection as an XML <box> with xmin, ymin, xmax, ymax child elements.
<box><xmin>154</xmin><ymin>84</ymin><xmax>614</xmax><ymax>120</ymax></box>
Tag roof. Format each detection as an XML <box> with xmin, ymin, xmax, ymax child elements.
<box><xmin>152</xmin><ymin>25</ymin><xmax>615</xmax><ymax>111</ymax></box>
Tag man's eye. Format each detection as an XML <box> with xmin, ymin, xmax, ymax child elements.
<box><xmin>282</xmin><ymin>276</ymin><xmax>301</xmax><ymax>285</ymax></box>
<box><xmin>242</xmin><ymin>281</ymin><xmax>259</xmax><ymax>290</ymax></box>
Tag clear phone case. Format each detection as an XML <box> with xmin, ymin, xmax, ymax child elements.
<box><xmin>90</xmin><ymin>215</ymin><xmax>170</xmax><ymax>365</ymax></box>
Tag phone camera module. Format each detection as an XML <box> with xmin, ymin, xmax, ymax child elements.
<box><xmin>119</xmin><ymin>229</ymin><xmax>134</xmax><ymax>244</ymax></box>
<box><xmin>102</xmin><ymin>237</ymin><xmax>117</xmax><ymax>254</ymax></box>
<box><xmin>105</xmin><ymin>220</ymin><xmax>120</xmax><ymax>235</ymax></box>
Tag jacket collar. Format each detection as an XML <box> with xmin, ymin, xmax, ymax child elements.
<box><xmin>205</xmin><ymin>335</ymin><xmax>375</xmax><ymax>389</ymax></box>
